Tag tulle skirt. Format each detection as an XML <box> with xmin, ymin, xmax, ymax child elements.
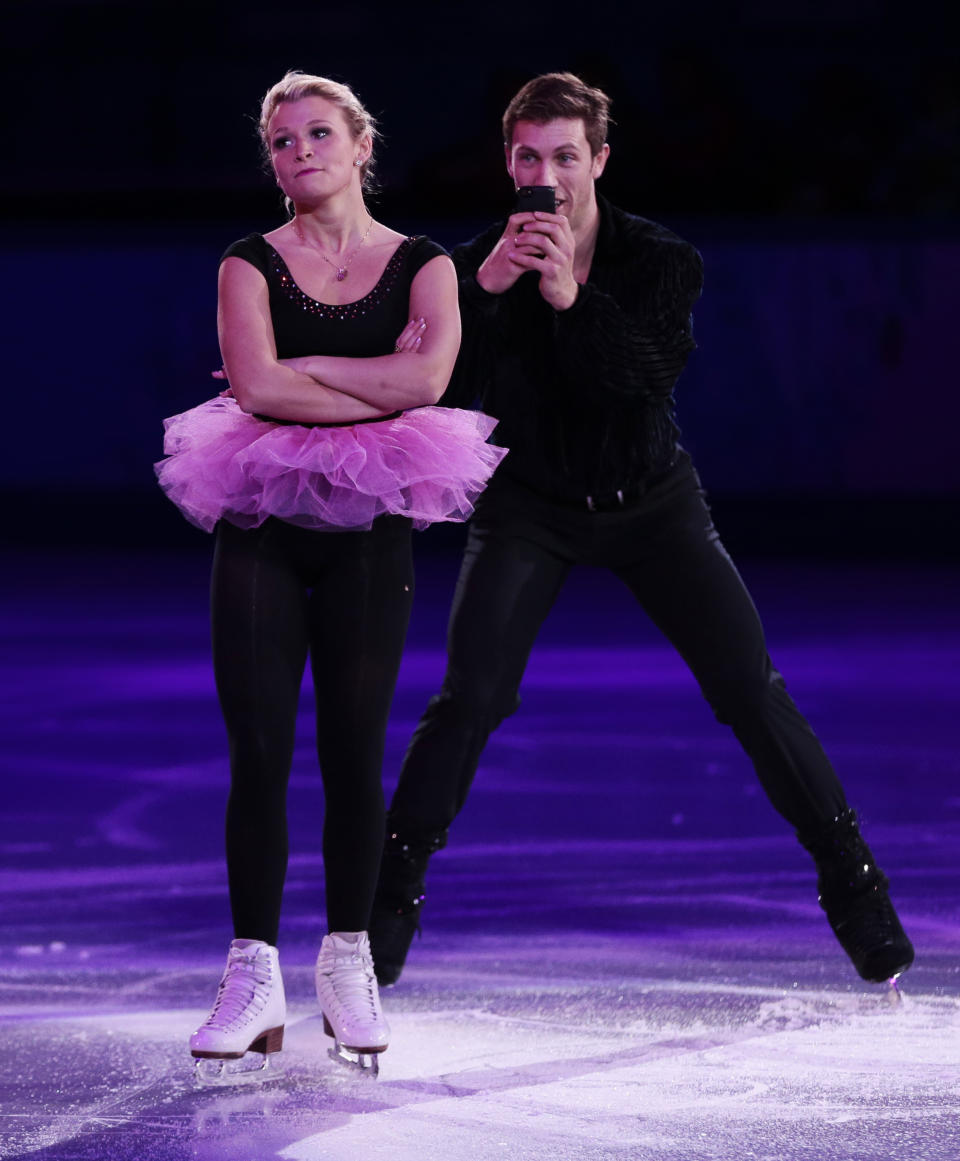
<box><xmin>155</xmin><ymin>396</ymin><xmax>508</xmax><ymax>533</ymax></box>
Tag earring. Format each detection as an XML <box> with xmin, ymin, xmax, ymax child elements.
<box><xmin>354</xmin><ymin>158</ymin><xmax>362</xmax><ymax>167</ymax></box>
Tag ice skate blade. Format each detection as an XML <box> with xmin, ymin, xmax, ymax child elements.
<box><xmin>883</xmin><ymin>973</ymin><xmax>905</xmax><ymax>1006</ymax></box>
<box><xmin>193</xmin><ymin>1050</ymin><xmax>284</xmax><ymax>1087</ymax></box>
<box><xmin>321</xmin><ymin>1015</ymin><xmax>388</xmax><ymax>1057</ymax></box>
<box><xmin>327</xmin><ymin>1041</ymin><xmax>381</xmax><ymax>1077</ymax></box>
<box><xmin>191</xmin><ymin>1026</ymin><xmax>285</xmax><ymax>1086</ymax></box>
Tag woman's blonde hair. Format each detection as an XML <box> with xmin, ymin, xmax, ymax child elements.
<box><xmin>259</xmin><ymin>71</ymin><xmax>379</xmax><ymax>190</ymax></box>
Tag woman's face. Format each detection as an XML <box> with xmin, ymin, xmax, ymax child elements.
<box><xmin>267</xmin><ymin>96</ymin><xmax>367</xmax><ymax>206</ymax></box>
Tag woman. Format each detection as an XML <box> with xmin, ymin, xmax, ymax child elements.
<box><xmin>156</xmin><ymin>71</ymin><xmax>505</xmax><ymax>1078</ymax></box>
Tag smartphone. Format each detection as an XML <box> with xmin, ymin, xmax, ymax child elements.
<box><xmin>515</xmin><ymin>185</ymin><xmax>556</xmax><ymax>214</ymax></box>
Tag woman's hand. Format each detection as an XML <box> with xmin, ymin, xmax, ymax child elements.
<box><xmin>208</xmin><ymin>366</ymin><xmax>233</xmax><ymax>399</ymax></box>
<box><xmin>393</xmin><ymin>316</ymin><xmax>427</xmax><ymax>354</ymax></box>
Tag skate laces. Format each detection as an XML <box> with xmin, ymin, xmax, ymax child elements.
<box><xmin>204</xmin><ymin>950</ymin><xmax>271</xmax><ymax>1030</ymax></box>
<box><xmin>318</xmin><ymin>943</ymin><xmax>381</xmax><ymax>1019</ymax></box>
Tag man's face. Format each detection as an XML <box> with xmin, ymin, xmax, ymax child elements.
<box><xmin>506</xmin><ymin>118</ymin><xmax>609</xmax><ymax>233</ymax></box>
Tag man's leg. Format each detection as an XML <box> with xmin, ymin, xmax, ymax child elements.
<box><xmin>607</xmin><ymin>470</ymin><xmax>913</xmax><ymax>981</ymax></box>
<box><xmin>609</xmin><ymin>489</ymin><xmax>846</xmax><ymax>835</ymax></box>
<box><xmin>391</xmin><ymin>521</ymin><xmax>572</xmax><ymax>834</ymax></box>
<box><xmin>371</xmin><ymin>503</ymin><xmax>571</xmax><ymax>982</ymax></box>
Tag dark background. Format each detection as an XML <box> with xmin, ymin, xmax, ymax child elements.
<box><xmin>4</xmin><ymin>0</ymin><xmax>957</xmax><ymax>557</ymax></box>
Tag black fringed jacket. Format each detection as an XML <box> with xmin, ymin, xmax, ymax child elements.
<box><xmin>442</xmin><ymin>196</ymin><xmax>704</xmax><ymax>502</ymax></box>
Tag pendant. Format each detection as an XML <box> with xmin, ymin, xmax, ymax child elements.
<box><xmin>336</xmin><ymin>268</ymin><xmax>348</xmax><ymax>282</ymax></box>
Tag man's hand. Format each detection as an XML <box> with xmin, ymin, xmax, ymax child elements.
<box><xmin>475</xmin><ymin>213</ymin><xmax>535</xmax><ymax>295</ymax></box>
<box><xmin>508</xmin><ymin>211</ymin><xmax>579</xmax><ymax>311</ymax></box>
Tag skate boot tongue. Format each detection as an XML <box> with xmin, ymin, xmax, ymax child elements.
<box><xmin>227</xmin><ymin>940</ymin><xmax>274</xmax><ymax>982</ymax></box>
<box><xmin>328</xmin><ymin>932</ymin><xmax>362</xmax><ymax>952</ymax></box>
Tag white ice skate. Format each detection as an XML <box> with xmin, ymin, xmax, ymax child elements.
<box><xmin>315</xmin><ymin>931</ymin><xmax>389</xmax><ymax>1076</ymax></box>
<box><xmin>190</xmin><ymin>938</ymin><xmax>286</xmax><ymax>1084</ymax></box>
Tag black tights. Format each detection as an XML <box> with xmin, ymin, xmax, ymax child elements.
<box><xmin>390</xmin><ymin>454</ymin><xmax>848</xmax><ymax>839</ymax></box>
<box><xmin>211</xmin><ymin>516</ymin><xmax>413</xmax><ymax>944</ymax></box>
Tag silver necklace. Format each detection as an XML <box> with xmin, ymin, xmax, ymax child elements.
<box><xmin>293</xmin><ymin>215</ymin><xmax>374</xmax><ymax>282</ymax></box>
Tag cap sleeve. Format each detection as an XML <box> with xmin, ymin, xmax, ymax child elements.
<box><xmin>405</xmin><ymin>236</ymin><xmax>449</xmax><ymax>279</ymax></box>
<box><xmin>220</xmin><ymin>233</ymin><xmax>271</xmax><ymax>277</ymax></box>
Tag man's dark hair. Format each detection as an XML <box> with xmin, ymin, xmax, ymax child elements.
<box><xmin>502</xmin><ymin>72</ymin><xmax>611</xmax><ymax>156</ymax></box>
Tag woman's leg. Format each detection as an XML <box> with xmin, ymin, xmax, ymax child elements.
<box><xmin>211</xmin><ymin>519</ymin><xmax>309</xmax><ymax>946</ymax></box>
<box><xmin>306</xmin><ymin>517</ymin><xmax>415</xmax><ymax>933</ymax></box>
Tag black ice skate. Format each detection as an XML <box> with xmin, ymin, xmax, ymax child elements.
<box><xmin>368</xmin><ymin>823</ymin><xmax>447</xmax><ymax>985</ymax></box>
<box><xmin>800</xmin><ymin>808</ymin><xmax>914</xmax><ymax>986</ymax></box>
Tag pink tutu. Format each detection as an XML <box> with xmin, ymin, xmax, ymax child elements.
<box><xmin>155</xmin><ymin>397</ymin><xmax>508</xmax><ymax>533</ymax></box>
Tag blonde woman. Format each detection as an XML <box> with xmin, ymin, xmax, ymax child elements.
<box><xmin>156</xmin><ymin>71</ymin><xmax>505</xmax><ymax>1077</ymax></box>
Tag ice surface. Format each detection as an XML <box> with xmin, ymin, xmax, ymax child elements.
<box><xmin>3</xmin><ymin>944</ymin><xmax>959</xmax><ymax>1161</ymax></box>
<box><xmin>1</xmin><ymin>553</ymin><xmax>959</xmax><ymax>1160</ymax></box>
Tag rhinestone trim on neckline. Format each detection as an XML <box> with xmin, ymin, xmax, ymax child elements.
<box><xmin>266</xmin><ymin>237</ymin><xmax>418</xmax><ymax>319</ymax></box>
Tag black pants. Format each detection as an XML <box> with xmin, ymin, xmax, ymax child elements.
<box><xmin>211</xmin><ymin>515</ymin><xmax>414</xmax><ymax>944</ymax></box>
<box><xmin>389</xmin><ymin>453</ymin><xmax>847</xmax><ymax>838</ymax></box>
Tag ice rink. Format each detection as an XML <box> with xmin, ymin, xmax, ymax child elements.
<box><xmin>2</xmin><ymin>548</ymin><xmax>958</xmax><ymax>1160</ymax></box>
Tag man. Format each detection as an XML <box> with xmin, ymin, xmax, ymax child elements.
<box><xmin>369</xmin><ymin>73</ymin><xmax>913</xmax><ymax>987</ymax></box>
